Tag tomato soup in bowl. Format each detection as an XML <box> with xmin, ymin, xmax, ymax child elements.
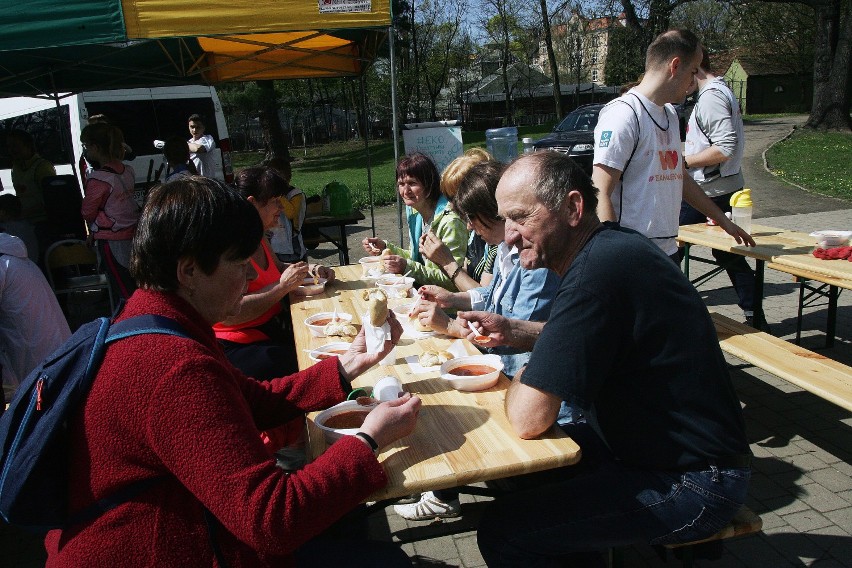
<box><xmin>305</xmin><ymin>312</ymin><xmax>353</xmax><ymax>337</ymax></box>
<box><xmin>439</xmin><ymin>354</ymin><xmax>503</xmax><ymax>392</ymax></box>
<box><xmin>315</xmin><ymin>400</ymin><xmax>378</xmax><ymax>444</ymax></box>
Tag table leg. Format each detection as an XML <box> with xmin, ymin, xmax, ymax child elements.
<box><xmin>682</xmin><ymin>243</ymin><xmax>691</xmax><ymax>278</ymax></box>
<box><xmin>826</xmin><ymin>285</ymin><xmax>838</xmax><ymax>348</ymax></box>
<box><xmin>339</xmin><ymin>223</ymin><xmax>350</xmax><ymax>265</ymax></box>
<box><xmin>753</xmin><ymin>260</ymin><xmax>766</xmax><ymax>330</ymax></box>
<box><xmin>795</xmin><ymin>279</ymin><xmax>805</xmax><ymax>345</ymax></box>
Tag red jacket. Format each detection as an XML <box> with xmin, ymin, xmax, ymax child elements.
<box><xmin>45</xmin><ymin>289</ymin><xmax>386</xmax><ymax>567</ymax></box>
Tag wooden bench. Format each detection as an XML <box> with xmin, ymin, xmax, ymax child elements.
<box><xmin>610</xmin><ymin>505</ymin><xmax>763</xmax><ymax>568</ymax></box>
<box><xmin>711</xmin><ymin>311</ymin><xmax>852</xmax><ymax>413</ymax></box>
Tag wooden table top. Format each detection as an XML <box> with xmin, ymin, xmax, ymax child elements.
<box><xmin>290</xmin><ymin>265</ymin><xmax>581</xmax><ymax>501</ymax></box>
<box><xmin>678</xmin><ymin>223</ymin><xmax>852</xmax><ymax>287</ymax></box>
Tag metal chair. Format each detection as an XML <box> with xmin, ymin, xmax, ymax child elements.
<box><xmin>44</xmin><ymin>239</ymin><xmax>115</xmax><ymax>316</ymax></box>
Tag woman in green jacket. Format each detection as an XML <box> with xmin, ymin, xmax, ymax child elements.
<box><xmin>362</xmin><ymin>153</ymin><xmax>468</xmax><ymax>291</ymax></box>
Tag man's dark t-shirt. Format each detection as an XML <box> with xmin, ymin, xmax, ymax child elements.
<box><xmin>522</xmin><ymin>223</ymin><xmax>749</xmax><ymax>470</ymax></box>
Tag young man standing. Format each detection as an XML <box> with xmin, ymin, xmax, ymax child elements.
<box><xmin>592</xmin><ymin>29</ymin><xmax>754</xmax><ymax>261</ymax></box>
<box><xmin>680</xmin><ymin>48</ymin><xmax>757</xmax><ymax>325</ymax></box>
<box><xmin>187</xmin><ymin>114</ymin><xmax>216</xmax><ymax>178</ymax></box>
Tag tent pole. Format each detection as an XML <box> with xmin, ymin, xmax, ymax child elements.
<box><xmin>360</xmin><ymin>73</ymin><xmax>376</xmax><ymax>238</ymax></box>
<box><xmin>49</xmin><ymin>70</ymin><xmax>80</xmax><ymax>185</ymax></box>
<box><xmin>388</xmin><ymin>24</ymin><xmax>403</xmax><ymax>245</ymax></box>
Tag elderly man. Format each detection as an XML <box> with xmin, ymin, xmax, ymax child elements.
<box><xmin>592</xmin><ymin>29</ymin><xmax>754</xmax><ymax>261</ymax></box>
<box><xmin>471</xmin><ymin>152</ymin><xmax>751</xmax><ymax>566</ymax></box>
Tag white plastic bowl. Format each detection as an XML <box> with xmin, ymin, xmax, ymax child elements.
<box><xmin>358</xmin><ymin>256</ymin><xmax>386</xmax><ymax>279</ymax></box>
<box><xmin>376</xmin><ymin>275</ymin><xmax>414</xmax><ymax>297</ymax></box>
<box><xmin>810</xmin><ymin>230</ymin><xmax>852</xmax><ymax>249</ymax></box>
<box><xmin>314</xmin><ymin>400</ymin><xmax>377</xmax><ymax>444</ymax></box>
<box><xmin>292</xmin><ymin>277</ymin><xmax>327</xmax><ymax>297</ymax></box>
<box><xmin>308</xmin><ymin>342</ymin><xmax>351</xmax><ymax>362</ymax></box>
<box><xmin>304</xmin><ymin>312</ymin><xmax>353</xmax><ymax>337</ymax></box>
<box><xmin>439</xmin><ymin>354</ymin><xmax>504</xmax><ymax>392</ymax></box>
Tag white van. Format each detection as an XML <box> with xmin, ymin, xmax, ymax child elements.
<box><xmin>0</xmin><ymin>86</ymin><xmax>233</xmax><ymax>194</ymax></box>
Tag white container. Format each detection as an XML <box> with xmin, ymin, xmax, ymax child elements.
<box><xmin>304</xmin><ymin>312</ymin><xmax>353</xmax><ymax>337</ymax></box>
<box><xmin>308</xmin><ymin>342</ymin><xmax>351</xmax><ymax>362</ymax></box>
<box><xmin>439</xmin><ymin>354</ymin><xmax>504</xmax><ymax>392</ymax></box>
<box><xmin>810</xmin><ymin>230</ymin><xmax>852</xmax><ymax>249</ymax></box>
<box><xmin>731</xmin><ymin>206</ymin><xmax>752</xmax><ymax>235</ymax></box>
<box><xmin>376</xmin><ymin>275</ymin><xmax>414</xmax><ymax>297</ymax></box>
<box><xmin>522</xmin><ymin>137</ymin><xmax>534</xmax><ymax>154</ymax></box>
<box><xmin>485</xmin><ymin>127</ymin><xmax>519</xmax><ymax>164</ymax></box>
<box><xmin>373</xmin><ymin>376</ymin><xmax>404</xmax><ymax>401</ymax></box>
<box><xmin>314</xmin><ymin>400</ymin><xmax>376</xmax><ymax>444</ymax></box>
<box><xmin>291</xmin><ymin>277</ymin><xmax>327</xmax><ymax>297</ymax></box>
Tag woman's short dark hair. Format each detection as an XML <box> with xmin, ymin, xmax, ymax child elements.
<box><xmin>397</xmin><ymin>153</ymin><xmax>440</xmax><ymax>206</ymax></box>
<box><xmin>234</xmin><ymin>166</ymin><xmax>287</xmax><ymax>204</ymax></box>
<box><xmin>131</xmin><ymin>176</ymin><xmax>262</xmax><ymax>291</ymax></box>
<box><xmin>453</xmin><ymin>161</ymin><xmax>506</xmax><ymax>229</ymax></box>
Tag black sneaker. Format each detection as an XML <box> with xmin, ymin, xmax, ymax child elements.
<box><xmin>744</xmin><ymin>316</ymin><xmax>771</xmax><ymax>333</ymax></box>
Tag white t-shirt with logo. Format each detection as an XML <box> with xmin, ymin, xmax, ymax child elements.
<box><xmin>594</xmin><ymin>89</ymin><xmax>683</xmax><ymax>256</ymax></box>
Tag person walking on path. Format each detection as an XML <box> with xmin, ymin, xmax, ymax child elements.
<box><xmin>678</xmin><ymin>47</ymin><xmax>757</xmax><ymax>326</ymax></box>
<box><xmin>592</xmin><ymin>29</ymin><xmax>754</xmax><ymax>261</ymax></box>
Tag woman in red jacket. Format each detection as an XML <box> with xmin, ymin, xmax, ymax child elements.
<box><xmin>45</xmin><ymin>176</ymin><xmax>420</xmax><ymax>567</ymax></box>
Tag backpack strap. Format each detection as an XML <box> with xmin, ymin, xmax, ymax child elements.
<box><xmin>67</xmin><ymin>315</ymin><xmax>190</xmax><ymax>527</ymax></box>
<box><xmin>614</xmin><ymin>97</ymin><xmax>641</xmax><ymax>225</ymax></box>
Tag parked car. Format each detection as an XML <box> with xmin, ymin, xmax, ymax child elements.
<box><xmin>532</xmin><ymin>104</ymin><xmax>603</xmax><ymax>174</ymax></box>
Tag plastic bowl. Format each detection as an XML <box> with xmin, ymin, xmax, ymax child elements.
<box><xmin>810</xmin><ymin>230</ymin><xmax>852</xmax><ymax>249</ymax></box>
<box><xmin>305</xmin><ymin>312</ymin><xmax>353</xmax><ymax>337</ymax></box>
<box><xmin>292</xmin><ymin>277</ymin><xmax>327</xmax><ymax>296</ymax></box>
<box><xmin>376</xmin><ymin>275</ymin><xmax>415</xmax><ymax>298</ymax></box>
<box><xmin>439</xmin><ymin>354</ymin><xmax>504</xmax><ymax>392</ymax></box>
<box><xmin>359</xmin><ymin>256</ymin><xmax>386</xmax><ymax>279</ymax></box>
<box><xmin>308</xmin><ymin>342</ymin><xmax>351</xmax><ymax>362</ymax></box>
<box><xmin>315</xmin><ymin>400</ymin><xmax>377</xmax><ymax>444</ymax></box>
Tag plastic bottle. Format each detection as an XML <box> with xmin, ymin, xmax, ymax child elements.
<box><xmin>485</xmin><ymin>127</ymin><xmax>519</xmax><ymax>163</ymax></box>
<box><xmin>522</xmin><ymin>137</ymin><xmax>534</xmax><ymax>154</ymax></box>
<box><xmin>729</xmin><ymin>188</ymin><xmax>753</xmax><ymax>234</ymax></box>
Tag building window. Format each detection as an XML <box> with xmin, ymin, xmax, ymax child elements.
<box><xmin>592</xmin><ymin>69</ymin><xmax>599</xmax><ymax>82</ymax></box>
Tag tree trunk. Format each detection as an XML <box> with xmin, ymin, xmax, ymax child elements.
<box><xmin>540</xmin><ymin>0</ymin><xmax>562</xmax><ymax>119</ymax></box>
<box><xmin>805</xmin><ymin>0</ymin><xmax>852</xmax><ymax>130</ymax></box>
<box><xmin>500</xmin><ymin>18</ymin><xmax>514</xmax><ymax>123</ymax></box>
<box><xmin>255</xmin><ymin>80</ymin><xmax>290</xmax><ymax>163</ymax></box>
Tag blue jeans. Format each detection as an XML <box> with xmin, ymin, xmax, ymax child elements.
<box><xmin>477</xmin><ymin>423</ymin><xmax>750</xmax><ymax>567</ymax></box>
<box><xmin>675</xmin><ymin>193</ymin><xmax>755</xmax><ymax>313</ymax></box>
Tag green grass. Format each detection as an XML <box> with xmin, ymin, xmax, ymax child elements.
<box><xmin>765</xmin><ymin>130</ymin><xmax>852</xmax><ymax>200</ymax></box>
<box><xmin>231</xmin><ymin>124</ymin><xmax>555</xmax><ymax>209</ymax></box>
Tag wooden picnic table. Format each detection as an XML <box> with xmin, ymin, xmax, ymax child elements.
<box><xmin>290</xmin><ymin>265</ymin><xmax>581</xmax><ymax>502</ymax></box>
<box><xmin>678</xmin><ymin>223</ymin><xmax>851</xmax><ymax>344</ymax></box>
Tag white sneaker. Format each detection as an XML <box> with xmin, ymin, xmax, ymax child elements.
<box><xmin>393</xmin><ymin>491</ymin><xmax>461</xmax><ymax>521</ymax></box>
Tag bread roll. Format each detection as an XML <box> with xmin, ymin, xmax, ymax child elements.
<box><xmin>418</xmin><ymin>350</ymin><xmax>453</xmax><ymax>367</ymax></box>
<box><xmin>410</xmin><ymin>315</ymin><xmax>432</xmax><ymax>332</ymax></box>
<box><xmin>365</xmin><ymin>289</ymin><xmax>389</xmax><ymax>327</ymax></box>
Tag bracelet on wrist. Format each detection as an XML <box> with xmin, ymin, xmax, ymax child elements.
<box><xmin>355</xmin><ymin>431</ymin><xmax>379</xmax><ymax>454</ymax></box>
<box><xmin>449</xmin><ymin>264</ymin><xmax>462</xmax><ymax>281</ymax></box>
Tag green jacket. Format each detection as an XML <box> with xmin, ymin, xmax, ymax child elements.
<box><xmin>387</xmin><ymin>199</ymin><xmax>468</xmax><ymax>291</ymax></box>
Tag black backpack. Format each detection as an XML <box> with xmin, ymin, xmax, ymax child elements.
<box><xmin>0</xmin><ymin>315</ymin><xmax>188</xmax><ymax>531</ymax></box>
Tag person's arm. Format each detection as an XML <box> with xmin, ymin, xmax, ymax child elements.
<box><xmin>457</xmin><ymin>311</ymin><xmax>545</xmax><ymax>351</ymax></box>
<box><xmin>419</xmin><ymin>231</ymin><xmax>480</xmax><ymax>291</ymax></box>
<box><xmin>220</xmin><ymin>252</ymin><xmax>308</xmax><ymax>325</ymax></box>
<box><xmin>684</xmin><ymin>89</ymin><xmax>738</xmax><ymax>169</ymax></box>
<box><xmin>417</xmin><ymin>284</ymin><xmax>472</xmax><ymax>310</ymax></box>
<box><xmin>592</xmin><ymin>164</ymin><xmax>621</xmax><ymax>222</ymax></box>
<box><xmin>504</xmin><ymin>367</ymin><xmax>563</xmax><ymax>439</ymax></box>
<box><xmin>682</xmin><ymin>176</ymin><xmax>755</xmax><ymax>246</ymax></box>
<box><xmin>404</xmin><ymin>213</ymin><xmax>468</xmax><ymax>288</ymax></box>
<box><xmin>80</xmin><ymin>178</ymin><xmax>110</xmax><ymax>223</ymax></box>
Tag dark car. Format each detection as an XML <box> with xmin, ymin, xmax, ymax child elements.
<box><xmin>532</xmin><ymin>103</ymin><xmax>603</xmax><ymax>174</ymax></box>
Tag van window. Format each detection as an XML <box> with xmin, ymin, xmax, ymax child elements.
<box><xmin>0</xmin><ymin>105</ymin><xmax>74</xmax><ymax>169</ymax></box>
<box><xmin>84</xmin><ymin>97</ymin><xmax>220</xmax><ymax>156</ymax></box>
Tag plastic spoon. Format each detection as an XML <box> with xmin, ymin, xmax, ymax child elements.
<box><xmin>467</xmin><ymin>320</ymin><xmax>490</xmax><ymax>344</ymax></box>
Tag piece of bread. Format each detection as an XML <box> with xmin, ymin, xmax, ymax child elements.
<box><xmin>418</xmin><ymin>350</ymin><xmax>453</xmax><ymax>367</ymax></box>
<box><xmin>364</xmin><ymin>288</ymin><xmax>389</xmax><ymax>327</ymax></box>
<box><xmin>410</xmin><ymin>315</ymin><xmax>432</xmax><ymax>332</ymax></box>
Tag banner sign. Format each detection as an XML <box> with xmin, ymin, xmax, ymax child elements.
<box><xmin>318</xmin><ymin>0</ymin><xmax>372</xmax><ymax>13</ymax></box>
<box><xmin>402</xmin><ymin>123</ymin><xmax>464</xmax><ymax>174</ymax></box>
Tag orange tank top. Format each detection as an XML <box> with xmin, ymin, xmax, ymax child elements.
<box><xmin>213</xmin><ymin>240</ymin><xmax>283</xmax><ymax>344</ymax></box>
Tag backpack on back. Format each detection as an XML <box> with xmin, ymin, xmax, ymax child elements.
<box><xmin>0</xmin><ymin>315</ymin><xmax>189</xmax><ymax>531</ymax></box>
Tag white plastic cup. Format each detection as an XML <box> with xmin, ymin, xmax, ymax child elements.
<box><xmin>373</xmin><ymin>376</ymin><xmax>403</xmax><ymax>401</ymax></box>
<box><xmin>731</xmin><ymin>206</ymin><xmax>752</xmax><ymax>235</ymax></box>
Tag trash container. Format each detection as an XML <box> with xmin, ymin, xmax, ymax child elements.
<box><xmin>323</xmin><ymin>181</ymin><xmax>353</xmax><ymax>216</ymax></box>
<box><xmin>485</xmin><ymin>127</ymin><xmax>519</xmax><ymax>163</ymax></box>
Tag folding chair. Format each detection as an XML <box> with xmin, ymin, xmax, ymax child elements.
<box><xmin>44</xmin><ymin>239</ymin><xmax>115</xmax><ymax>315</ymax></box>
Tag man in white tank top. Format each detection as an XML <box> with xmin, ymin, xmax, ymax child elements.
<box><xmin>592</xmin><ymin>29</ymin><xmax>754</xmax><ymax>260</ymax></box>
<box><xmin>679</xmin><ymin>47</ymin><xmax>757</xmax><ymax>325</ymax></box>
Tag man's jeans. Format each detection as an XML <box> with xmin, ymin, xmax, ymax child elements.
<box><xmin>674</xmin><ymin>193</ymin><xmax>756</xmax><ymax>313</ymax></box>
<box><xmin>477</xmin><ymin>423</ymin><xmax>751</xmax><ymax>567</ymax></box>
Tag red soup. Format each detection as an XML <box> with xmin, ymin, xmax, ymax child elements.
<box><xmin>449</xmin><ymin>365</ymin><xmax>495</xmax><ymax>377</ymax></box>
<box><xmin>310</xmin><ymin>318</ymin><xmax>333</xmax><ymax>326</ymax></box>
<box><xmin>316</xmin><ymin>350</ymin><xmax>346</xmax><ymax>360</ymax></box>
<box><xmin>323</xmin><ymin>410</ymin><xmax>371</xmax><ymax>429</ymax></box>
